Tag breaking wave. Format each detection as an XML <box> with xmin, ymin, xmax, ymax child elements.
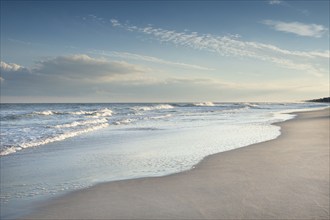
<box><xmin>0</xmin><ymin>123</ymin><xmax>109</xmax><ymax>156</ymax></box>
<box><xmin>193</xmin><ymin>102</ymin><xmax>215</xmax><ymax>106</ymax></box>
<box><xmin>1</xmin><ymin>102</ymin><xmax>328</xmax><ymax>157</ymax></box>
<box><xmin>70</xmin><ymin>108</ymin><xmax>113</xmax><ymax>117</ymax></box>
<box><xmin>243</xmin><ymin>103</ymin><xmax>260</xmax><ymax>109</ymax></box>
<box><xmin>33</xmin><ymin>110</ymin><xmax>57</xmax><ymax>115</ymax></box>
<box><xmin>54</xmin><ymin>118</ymin><xmax>108</xmax><ymax>129</ymax></box>
<box><xmin>132</xmin><ymin>104</ymin><xmax>174</xmax><ymax>112</ymax></box>
<box><xmin>1</xmin><ymin>107</ymin><xmax>114</xmax><ymax>156</ymax></box>
<box><xmin>34</xmin><ymin>108</ymin><xmax>113</xmax><ymax>117</ymax></box>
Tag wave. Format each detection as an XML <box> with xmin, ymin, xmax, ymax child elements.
<box><xmin>69</xmin><ymin>108</ymin><xmax>113</xmax><ymax>117</ymax></box>
<box><xmin>33</xmin><ymin>110</ymin><xmax>57</xmax><ymax>115</ymax></box>
<box><xmin>193</xmin><ymin>102</ymin><xmax>215</xmax><ymax>107</ymax></box>
<box><xmin>94</xmin><ymin>108</ymin><xmax>113</xmax><ymax>117</ymax></box>
<box><xmin>0</xmin><ymin>146</ymin><xmax>20</xmax><ymax>156</ymax></box>
<box><xmin>34</xmin><ymin>108</ymin><xmax>113</xmax><ymax>117</ymax></box>
<box><xmin>243</xmin><ymin>103</ymin><xmax>260</xmax><ymax>108</ymax></box>
<box><xmin>2</xmin><ymin>111</ymin><xmax>64</xmax><ymax>120</ymax></box>
<box><xmin>54</xmin><ymin>118</ymin><xmax>108</xmax><ymax>129</ymax></box>
<box><xmin>2</xmin><ymin>111</ymin><xmax>61</xmax><ymax>120</ymax></box>
<box><xmin>175</xmin><ymin>102</ymin><xmax>216</xmax><ymax>107</ymax></box>
<box><xmin>113</xmin><ymin>118</ymin><xmax>136</xmax><ymax>125</ymax></box>
<box><xmin>132</xmin><ymin>104</ymin><xmax>174</xmax><ymax>112</ymax></box>
<box><xmin>10</xmin><ymin>108</ymin><xmax>114</xmax><ymax>119</ymax></box>
<box><xmin>0</xmin><ymin>123</ymin><xmax>109</xmax><ymax>156</ymax></box>
<box><xmin>113</xmin><ymin>113</ymin><xmax>172</xmax><ymax>125</ymax></box>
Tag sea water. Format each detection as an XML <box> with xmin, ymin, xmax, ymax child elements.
<box><xmin>0</xmin><ymin>102</ymin><xmax>328</xmax><ymax>218</ymax></box>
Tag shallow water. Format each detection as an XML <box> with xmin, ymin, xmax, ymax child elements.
<box><xmin>0</xmin><ymin>102</ymin><xmax>328</xmax><ymax>219</ymax></box>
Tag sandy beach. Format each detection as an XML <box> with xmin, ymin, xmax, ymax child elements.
<box><xmin>24</xmin><ymin>109</ymin><xmax>329</xmax><ymax>220</ymax></box>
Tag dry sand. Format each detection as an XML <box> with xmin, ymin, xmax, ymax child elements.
<box><xmin>24</xmin><ymin>109</ymin><xmax>330</xmax><ymax>219</ymax></box>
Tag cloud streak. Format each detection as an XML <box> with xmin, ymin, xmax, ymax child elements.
<box><xmin>32</xmin><ymin>54</ymin><xmax>148</xmax><ymax>82</ymax></box>
<box><xmin>89</xmin><ymin>50</ymin><xmax>215</xmax><ymax>71</ymax></box>
<box><xmin>1</xmin><ymin>56</ymin><xmax>327</xmax><ymax>103</ymax></box>
<box><xmin>267</xmin><ymin>1</ymin><xmax>310</xmax><ymax>15</ymax></box>
<box><xmin>109</xmin><ymin>19</ymin><xmax>328</xmax><ymax>76</ymax></box>
<box><xmin>262</xmin><ymin>20</ymin><xmax>328</xmax><ymax>38</ymax></box>
<box><xmin>268</xmin><ymin>0</ymin><xmax>282</xmax><ymax>5</ymax></box>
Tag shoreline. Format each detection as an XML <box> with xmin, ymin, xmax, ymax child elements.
<box><xmin>23</xmin><ymin>109</ymin><xmax>330</xmax><ymax>219</ymax></box>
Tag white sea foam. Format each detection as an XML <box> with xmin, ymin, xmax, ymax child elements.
<box><xmin>113</xmin><ymin>118</ymin><xmax>136</xmax><ymax>125</ymax></box>
<box><xmin>69</xmin><ymin>110</ymin><xmax>93</xmax><ymax>115</ymax></box>
<box><xmin>0</xmin><ymin>146</ymin><xmax>22</xmax><ymax>156</ymax></box>
<box><xmin>33</xmin><ymin>110</ymin><xmax>56</xmax><ymax>115</ymax></box>
<box><xmin>194</xmin><ymin>102</ymin><xmax>215</xmax><ymax>106</ymax></box>
<box><xmin>96</xmin><ymin>108</ymin><xmax>113</xmax><ymax>117</ymax></box>
<box><xmin>0</xmin><ymin>123</ymin><xmax>109</xmax><ymax>156</ymax></box>
<box><xmin>70</xmin><ymin>108</ymin><xmax>113</xmax><ymax>117</ymax></box>
<box><xmin>1</xmin><ymin>103</ymin><xmax>327</xmax><ymax>158</ymax></box>
<box><xmin>94</xmin><ymin>108</ymin><xmax>113</xmax><ymax>117</ymax></box>
<box><xmin>33</xmin><ymin>108</ymin><xmax>113</xmax><ymax>117</ymax></box>
<box><xmin>243</xmin><ymin>103</ymin><xmax>260</xmax><ymax>108</ymax></box>
<box><xmin>54</xmin><ymin>118</ymin><xmax>108</xmax><ymax>129</ymax></box>
<box><xmin>132</xmin><ymin>104</ymin><xmax>174</xmax><ymax>112</ymax></box>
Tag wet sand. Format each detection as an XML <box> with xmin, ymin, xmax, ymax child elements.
<box><xmin>24</xmin><ymin>109</ymin><xmax>330</xmax><ymax>219</ymax></box>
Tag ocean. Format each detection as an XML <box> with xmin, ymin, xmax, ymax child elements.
<box><xmin>0</xmin><ymin>102</ymin><xmax>328</xmax><ymax>218</ymax></box>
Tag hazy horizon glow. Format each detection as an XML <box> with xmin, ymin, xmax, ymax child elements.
<box><xmin>1</xmin><ymin>1</ymin><xmax>329</xmax><ymax>103</ymax></box>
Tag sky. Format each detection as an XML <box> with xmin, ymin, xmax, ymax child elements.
<box><xmin>0</xmin><ymin>0</ymin><xmax>329</xmax><ymax>103</ymax></box>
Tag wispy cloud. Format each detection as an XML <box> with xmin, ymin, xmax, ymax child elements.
<box><xmin>110</xmin><ymin>19</ymin><xmax>121</xmax><ymax>27</ymax></box>
<box><xmin>109</xmin><ymin>19</ymin><xmax>328</xmax><ymax>76</ymax></box>
<box><xmin>89</xmin><ymin>50</ymin><xmax>215</xmax><ymax>71</ymax></box>
<box><xmin>268</xmin><ymin>0</ymin><xmax>282</xmax><ymax>5</ymax></box>
<box><xmin>8</xmin><ymin>38</ymin><xmax>32</xmax><ymax>45</ymax></box>
<box><xmin>267</xmin><ymin>1</ymin><xmax>309</xmax><ymax>15</ymax></box>
<box><xmin>82</xmin><ymin>14</ymin><xmax>105</xmax><ymax>24</ymax></box>
<box><xmin>262</xmin><ymin>20</ymin><xmax>328</xmax><ymax>38</ymax></box>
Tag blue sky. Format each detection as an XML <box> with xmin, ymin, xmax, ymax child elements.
<box><xmin>1</xmin><ymin>0</ymin><xmax>329</xmax><ymax>102</ymax></box>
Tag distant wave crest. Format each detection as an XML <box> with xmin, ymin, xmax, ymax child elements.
<box><xmin>70</xmin><ymin>108</ymin><xmax>113</xmax><ymax>117</ymax></box>
<box><xmin>132</xmin><ymin>104</ymin><xmax>174</xmax><ymax>112</ymax></box>
<box><xmin>23</xmin><ymin>108</ymin><xmax>113</xmax><ymax>118</ymax></box>
<box><xmin>33</xmin><ymin>110</ymin><xmax>57</xmax><ymax>115</ymax></box>
<box><xmin>193</xmin><ymin>102</ymin><xmax>215</xmax><ymax>106</ymax></box>
<box><xmin>243</xmin><ymin>103</ymin><xmax>260</xmax><ymax>109</ymax></box>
